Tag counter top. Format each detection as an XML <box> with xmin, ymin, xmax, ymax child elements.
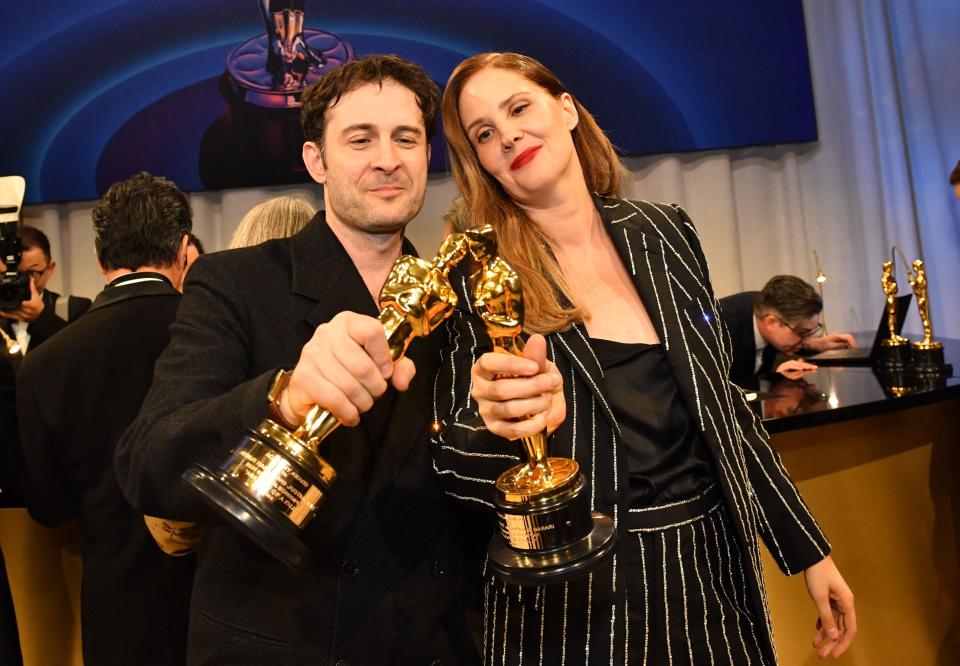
<box><xmin>755</xmin><ymin>338</ymin><xmax>960</xmax><ymax>433</ymax></box>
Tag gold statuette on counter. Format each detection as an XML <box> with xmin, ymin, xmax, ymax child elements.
<box><xmin>877</xmin><ymin>260</ymin><xmax>912</xmax><ymax>368</ymax></box>
<box><xmin>906</xmin><ymin>258</ymin><xmax>945</xmax><ymax>372</ymax></box>
<box><xmin>466</xmin><ymin>226</ymin><xmax>616</xmax><ymax>585</ymax></box>
<box><xmin>181</xmin><ymin>243</ymin><xmax>467</xmax><ymax>570</ymax></box>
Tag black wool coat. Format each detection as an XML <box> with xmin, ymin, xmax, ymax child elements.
<box><xmin>115</xmin><ymin>213</ymin><xmax>478</xmax><ymax>665</ymax></box>
<box><xmin>16</xmin><ymin>275</ymin><xmax>194</xmax><ymax>665</ymax></box>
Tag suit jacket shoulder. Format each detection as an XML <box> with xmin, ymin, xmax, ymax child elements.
<box><xmin>718</xmin><ymin>291</ymin><xmax>760</xmax><ymax>387</ymax></box>
<box><xmin>66</xmin><ymin>294</ymin><xmax>92</xmax><ymax>322</ymax></box>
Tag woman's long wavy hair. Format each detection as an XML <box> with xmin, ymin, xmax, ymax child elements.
<box><xmin>442</xmin><ymin>53</ymin><xmax>624</xmax><ymax>334</ymax></box>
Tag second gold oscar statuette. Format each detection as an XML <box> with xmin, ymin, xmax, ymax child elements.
<box><xmin>906</xmin><ymin>258</ymin><xmax>945</xmax><ymax>372</ymax></box>
<box><xmin>464</xmin><ymin>226</ymin><xmax>617</xmax><ymax>584</ymax></box>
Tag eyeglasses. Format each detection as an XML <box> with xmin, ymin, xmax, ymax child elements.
<box><xmin>24</xmin><ymin>266</ymin><xmax>49</xmax><ymax>282</ymax></box>
<box><xmin>779</xmin><ymin>318</ymin><xmax>823</xmax><ymax>340</ymax></box>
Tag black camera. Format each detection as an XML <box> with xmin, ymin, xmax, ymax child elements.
<box><xmin>0</xmin><ymin>177</ymin><xmax>29</xmax><ymax>312</ymax></box>
<box><xmin>0</xmin><ymin>215</ymin><xmax>30</xmax><ymax>311</ymax></box>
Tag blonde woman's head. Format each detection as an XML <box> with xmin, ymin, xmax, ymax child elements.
<box><xmin>229</xmin><ymin>196</ymin><xmax>317</xmax><ymax>249</ymax></box>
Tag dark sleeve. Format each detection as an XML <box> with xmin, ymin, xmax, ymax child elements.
<box><xmin>429</xmin><ymin>269</ymin><xmax>523</xmax><ymax>510</ymax></box>
<box><xmin>673</xmin><ymin>204</ymin><xmax>831</xmax><ymax>575</ymax></box>
<box><xmin>67</xmin><ymin>296</ymin><xmax>92</xmax><ymax>322</ymax></box>
<box><xmin>114</xmin><ymin>258</ymin><xmax>281</xmax><ymax>520</ymax></box>
<box><xmin>717</xmin><ymin>294</ymin><xmax>757</xmax><ymax>389</ymax></box>
<box><xmin>15</xmin><ymin>358</ymin><xmax>77</xmax><ymax>525</ymax></box>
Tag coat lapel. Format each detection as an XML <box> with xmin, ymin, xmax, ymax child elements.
<box><xmin>288</xmin><ymin>213</ymin><xmax>429</xmax><ymax>506</ymax></box>
<box><xmin>290</xmin><ymin>212</ymin><xmax>381</xmax><ymax>330</ymax></box>
<box><xmin>550</xmin><ymin>197</ymin><xmax>671</xmax><ymax>435</ymax></box>
<box><xmin>600</xmin><ymin>198</ymin><xmax>672</xmax><ymax>351</ymax></box>
<box><xmin>552</xmin><ymin>322</ymin><xmax>618</xmax><ymax>436</ymax></box>
<box><xmin>605</xmin><ymin>199</ymin><xmax>720</xmax><ymax>401</ymax></box>
<box><xmin>553</xmin><ymin>197</ymin><xmax>717</xmax><ymax>436</ymax></box>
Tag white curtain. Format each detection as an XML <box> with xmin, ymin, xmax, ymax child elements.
<box><xmin>21</xmin><ymin>0</ymin><xmax>960</xmax><ymax>337</ymax></box>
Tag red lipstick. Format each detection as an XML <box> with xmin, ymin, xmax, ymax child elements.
<box><xmin>510</xmin><ymin>145</ymin><xmax>542</xmax><ymax>171</ymax></box>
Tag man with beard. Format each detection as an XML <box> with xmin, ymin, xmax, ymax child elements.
<box><xmin>115</xmin><ymin>55</ymin><xmax>477</xmax><ymax>664</ymax></box>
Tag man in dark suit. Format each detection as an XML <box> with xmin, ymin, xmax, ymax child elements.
<box><xmin>0</xmin><ymin>226</ymin><xmax>92</xmax><ymax>664</ymax></box>
<box><xmin>719</xmin><ymin>275</ymin><xmax>856</xmax><ymax>387</ymax></box>
<box><xmin>1</xmin><ymin>225</ymin><xmax>92</xmax><ymax>509</ymax></box>
<box><xmin>16</xmin><ymin>172</ymin><xmax>196</xmax><ymax>665</ymax></box>
<box><xmin>115</xmin><ymin>56</ymin><xmax>477</xmax><ymax>664</ymax></box>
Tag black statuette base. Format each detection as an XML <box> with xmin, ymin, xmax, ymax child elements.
<box><xmin>488</xmin><ymin>473</ymin><xmax>617</xmax><ymax>585</ymax></box>
<box><xmin>877</xmin><ymin>342</ymin><xmax>912</xmax><ymax>368</ymax></box>
<box><xmin>488</xmin><ymin>513</ymin><xmax>616</xmax><ymax>586</ymax></box>
<box><xmin>183</xmin><ymin>464</ymin><xmax>313</xmax><ymax>570</ymax></box>
<box><xmin>910</xmin><ymin>345</ymin><xmax>945</xmax><ymax>373</ymax></box>
<box><xmin>182</xmin><ymin>426</ymin><xmax>333</xmax><ymax>571</ymax></box>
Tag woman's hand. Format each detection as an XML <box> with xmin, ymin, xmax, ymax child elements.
<box><xmin>804</xmin><ymin>555</ymin><xmax>857</xmax><ymax>659</ymax></box>
<box><xmin>470</xmin><ymin>334</ymin><xmax>566</xmax><ymax>440</ymax></box>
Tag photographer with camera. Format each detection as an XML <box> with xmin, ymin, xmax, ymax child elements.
<box><xmin>0</xmin><ymin>226</ymin><xmax>92</xmax><ymax>357</ymax></box>
<box><xmin>1</xmin><ymin>225</ymin><xmax>91</xmax><ymax>509</ymax></box>
<box><xmin>3</xmin><ymin>183</ymin><xmax>96</xmax><ymax>503</ymax></box>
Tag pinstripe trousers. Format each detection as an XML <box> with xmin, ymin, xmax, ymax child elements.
<box><xmin>482</xmin><ymin>487</ymin><xmax>766</xmax><ymax>665</ymax></box>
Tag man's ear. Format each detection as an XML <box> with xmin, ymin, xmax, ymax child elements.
<box><xmin>94</xmin><ymin>246</ymin><xmax>108</xmax><ymax>277</ymax></box>
<box><xmin>303</xmin><ymin>141</ymin><xmax>327</xmax><ymax>184</ymax></box>
<box><xmin>559</xmin><ymin>92</ymin><xmax>579</xmax><ymax>131</ymax></box>
<box><xmin>179</xmin><ymin>234</ymin><xmax>190</xmax><ymax>269</ymax></box>
<box><xmin>46</xmin><ymin>260</ymin><xmax>56</xmax><ymax>279</ymax></box>
<box><xmin>426</xmin><ymin>141</ymin><xmax>432</xmax><ymax>164</ymax></box>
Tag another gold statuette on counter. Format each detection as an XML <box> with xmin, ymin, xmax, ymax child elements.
<box><xmin>877</xmin><ymin>260</ymin><xmax>911</xmax><ymax>368</ymax></box>
<box><xmin>466</xmin><ymin>226</ymin><xmax>616</xmax><ymax>585</ymax></box>
<box><xmin>906</xmin><ymin>259</ymin><xmax>945</xmax><ymax>372</ymax></box>
<box><xmin>181</xmin><ymin>241</ymin><xmax>467</xmax><ymax>570</ymax></box>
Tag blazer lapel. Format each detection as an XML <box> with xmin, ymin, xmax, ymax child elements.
<box><xmin>552</xmin><ymin>322</ymin><xmax>619</xmax><ymax>437</ymax></box>
<box><xmin>290</xmin><ymin>213</ymin><xmax>380</xmax><ymax>330</ymax></box>
<box><xmin>548</xmin><ymin>197</ymin><xmax>682</xmax><ymax>437</ymax></box>
<box><xmin>600</xmin><ymin>198</ymin><xmax>711</xmax><ymax>410</ymax></box>
<box><xmin>289</xmin><ymin>212</ymin><xmax>419</xmax><ymax>331</ymax></box>
<box><xmin>599</xmin><ymin>198</ymin><xmax>673</xmax><ymax>350</ymax></box>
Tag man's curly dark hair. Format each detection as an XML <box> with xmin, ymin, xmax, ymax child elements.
<box><xmin>300</xmin><ymin>54</ymin><xmax>439</xmax><ymax>158</ymax></box>
<box><xmin>92</xmin><ymin>172</ymin><xmax>192</xmax><ymax>271</ymax></box>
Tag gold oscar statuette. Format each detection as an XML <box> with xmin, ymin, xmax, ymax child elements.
<box><xmin>906</xmin><ymin>258</ymin><xmax>945</xmax><ymax>372</ymax></box>
<box><xmin>464</xmin><ymin>226</ymin><xmax>616</xmax><ymax>585</ymax></box>
<box><xmin>877</xmin><ymin>260</ymin><xmax>912</xmax><ymax>368</ymax></box>
<box><xmin>182</xmin><ymin>242</ymin><xmax>467</xmax><ymax>570</ymax></box>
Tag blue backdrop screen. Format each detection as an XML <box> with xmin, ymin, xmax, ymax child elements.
<box><xmin>0</xmin><ymin>1</ymin><xmax>817</xmax><ymax>204</ymax></box>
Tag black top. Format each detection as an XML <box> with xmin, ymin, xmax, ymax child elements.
<box><xmin>590</xmin><ymin>338</ymin><xmax>716</xmax><ymax>506</ymax></box>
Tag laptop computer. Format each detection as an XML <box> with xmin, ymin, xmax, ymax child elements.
<box><xmin>807</xmin><ymin>294</ymin><xmax>912</xmax><ymax>366</ymax></box>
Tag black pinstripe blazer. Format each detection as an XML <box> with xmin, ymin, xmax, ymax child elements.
<box><xmin>432</xmin><ymin>196</ymin><xmax>830</xmax><ymax>664</ymax></box>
